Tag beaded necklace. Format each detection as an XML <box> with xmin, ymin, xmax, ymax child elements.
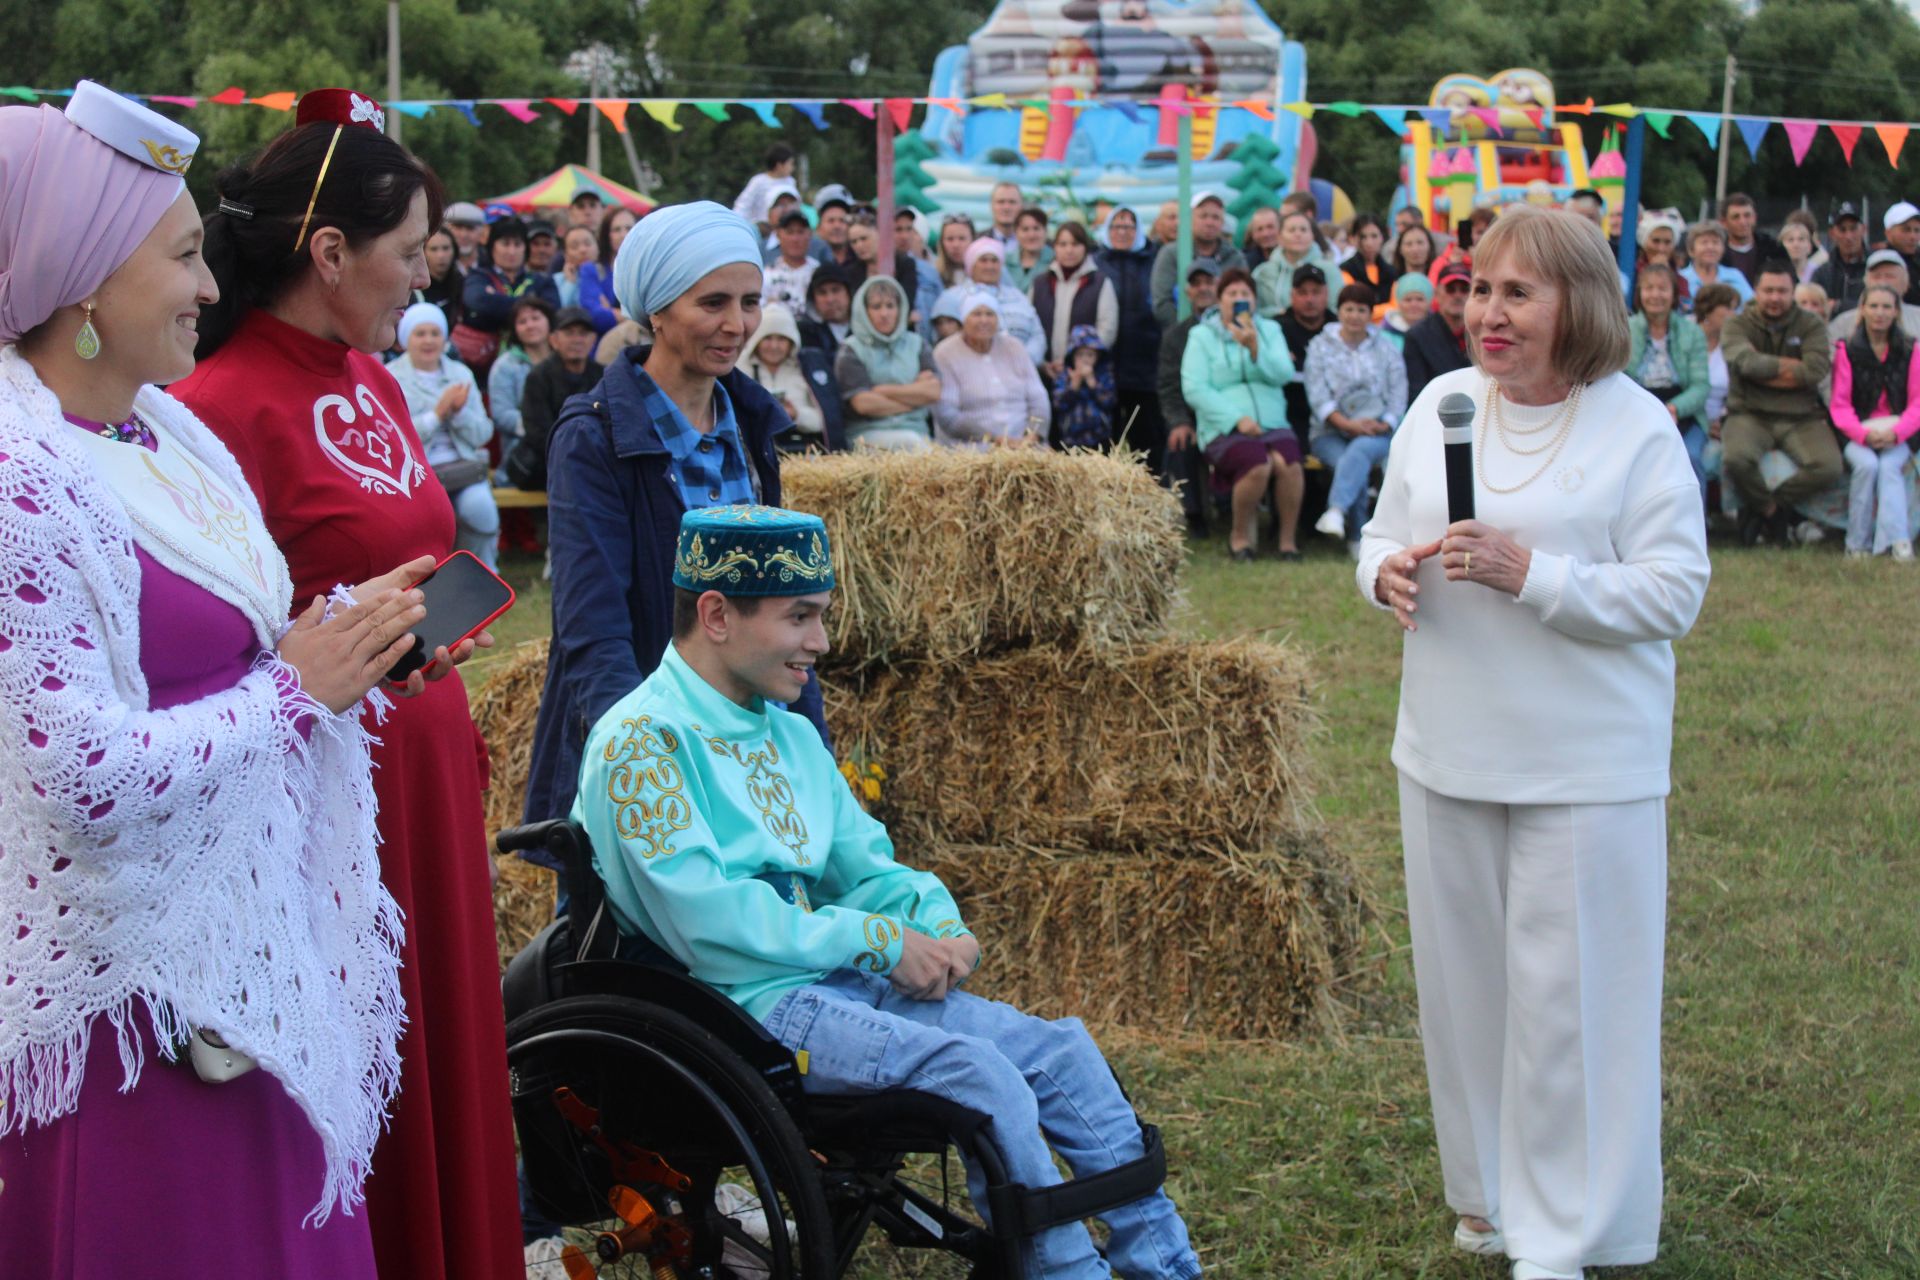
<box><xmin>1477</xmin><ymin>378</ymin><xmax>1585</xmax><ymax>495</ymax></box>
<box><xmin>68</xmin><ymin>410</ymin><xmax>157</xmax><ymax>448</ymax></box>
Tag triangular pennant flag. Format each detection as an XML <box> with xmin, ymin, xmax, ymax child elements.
<box><xmin>595</xmin><ymin>99</ymin><xmax>631</xmax><ymax>134</ymax></box>
<box><xmin>1682</xmin><ymin>112</ymin><xmax>1721</xmax><ymax>147</ymax></box>
<box><xmin>1470</xmin><ymin>107</ymin><xmax>1501</xmax><ymax>130</ymax></box>
<box><xmin>886</xmin><ymin>98</ymin><xmax>914</xmax><ymax>134</ymax></box>
<box><xmin>1280</xmin><ymin>102</ymin><xmax>1313</xmax><ymax>119</ymax></box>
<box><xmin>743</xmin><ymin>100</ymin><xmax>781</xmax><ymax>128</ymax></box>
<box><xmin>1419</xmin><ymin>107</ymin><xmax>1451</xmax><ymax>132</ymax></box>
<box><xmin>693</xmin><ymin>101</ymin><xmax>730</xmax><ymax>123</ymax></box>
<box><xmin>1559</xmin><ymin>98</ymin><xmax>1594</xmax><ymax>116</ymax></box>
<box><xmin>1239</xmin><ymin>100</ymin><xmax>1275</xmax><ymax>121</ymax></box>
<box><xmin>840</xmin><ymin>98</ymin><xmax>877</xmax><ymax>120</ymax></box>
<box><xmin>928</xmin><ymin>97</ymin><xmax>962</xmax><ymax>113</ymax></box>
<box><xmin>1322</xmin><ymin>100</ymin><xmax>1364</xmax><ymax>118</ymax></box>
<box><xmin>1112</xmin><ymin>100</ymin><xmax>1142</xmax><ymax>124</ymax></box>
<box><xmin>449</xmin><ymin>100</ymin><xmax>481</xmax><ymax>127</ymax></box>
<box><xmin>1734</xmin><ymin>116</ymin><xmax>1769</xmax><ymax>160</ymax></box>
<box><xmin>209</xmin><ymin>86</ymin><xmax>247</xmax><ymax>106</ymax></box>
<box><xmin>637</xmin><ymin>100</ymin><xmax>678</xmax><ymax>132</ymax></box>
<box><xmin>1017</xmin><ymin>98</ymin><xmax>1048</xmax><ymax>112</ymax></box>
<box><xmin>1596</xmin><ymin>103</ymin><xmax>1638</xmax><ymax>119</ymax></box>
<box><xmin>544</xmin><ymin>97</ymin><xmax>580</xmax><ymax>116</ymax></box>
<box><xmin>1829</xmin><ymin>123</ymin><xmax>1861</xmax><ymax>164</ymax></box>
<box><xmin>1522</xmin><ymin>107</ymin><xmax>1543</xmax><ymax>129</ymax></box>
<box><xmin>1782</xmin><ymin>119</ymin><xmax>1819</xmax><ymax>166</ymax></box>
<box><xmin>0</xmin><ymin>86</ymin><xmax>37</xmax><ymax>102</ymax></box>
<box><xmin>1876</xmin><ymin>123</ymin><xmax>1908</xmax><ymax>168</ymax></box>
<box><xmin>150</xmin><ymin>95</ymin><xmax>199</xmax><ymax>108</ymax></box>
<box><xmin>791</xmin><ymin>101</ymin><xmax>829</xmax><ymax>131</ymax></box>
<box><xmin>248</xmin><ymin>92</ymin><xmax>298</xmax><ymax>112</ymax></box>
<box><xmin>496</xmin><ymin>99</ymin><xmax>540</xmax><ymax>123</ymax></box>
<box><xmin>1371</xmin><ymin>106</ymin><xmax>1407</xmax><ymax>134</ymax></box>
<box><xmin>970</xmin><ymin>92</ymin><xmax>1008</xmax><ymax>110</ymax></box>
<box><xmin>1642</xmin><ymin>111</ymin><xmax>1672</xmax><ymax>139</ymax></box>
<box><xmin>391</xmin><ymin>102</ymin><xmax>432</xmax><ymax>119</ymax></box>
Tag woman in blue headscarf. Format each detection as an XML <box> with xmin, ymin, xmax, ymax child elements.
<box><xmin>522</xmin><ymin>201</ymin><xmax>831</xmax><ymax>851</ymax></box>
<box><xmin>837</xmin><ymin>275</ymin><xmax>939</xmax><ymax>451</ymax></box>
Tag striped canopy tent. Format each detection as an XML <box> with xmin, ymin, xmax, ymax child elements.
<box><xmin>484</xmin><ymin>164</ymin><xmax>654</xmax><ymax>216</ymax></box>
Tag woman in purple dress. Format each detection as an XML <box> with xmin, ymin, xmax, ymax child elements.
<box><xmin>0</xmin><ymin>85</ymin><xmax>438</xmax><ymax>1279</ymax></box>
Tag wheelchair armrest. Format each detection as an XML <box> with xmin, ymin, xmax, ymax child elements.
<box><xmin>986</xmin><ymin>1122</ymin><xmax>1168</xmax><ymax>1237</ymax></box>
<box><xmin>495</xmin><ymin>819</ymin><xmax>573</xmax><ymax>857</ymax></box>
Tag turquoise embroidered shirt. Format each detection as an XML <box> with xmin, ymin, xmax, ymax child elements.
<box><xmin>573</xmin><ymin>644</ymin><xmax>972</xmax><ymax>1021</ymax></box>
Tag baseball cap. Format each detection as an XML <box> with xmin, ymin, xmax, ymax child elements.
<box><xmin>775</xmin><ymin>207</ymin><xmax>812</xmax><ymax>230</ymax></box>
<box><xmin>1190</xmin><ymin>191</ymin><xmax>1225</xmax><ymax>211</ymax></box>
<box><xmin>444</xmin><ymin>201</ymin><xmax>486</xmax><ymax>227</ymax></box>
<box><xmin>552</xmin><ymin>306</ymin><xmax>595</xmax><ymax>332</ymax></box>
<box><xmin>1884</xmin><ymin>200</ymin><xmax>1920</xmax><ymax>230</ymax></box>
<box><xmin>1866</xmin><ymin>247</ymin><xmax>1908</xmax><ymax>270</ymax></box>
<box><xmin>814</xmin><ymin>182</ymin><xmax>855</xmax><ymax>213</ymax></box>
<box><xmin>525</xmin><ymin>218</ymin><xmax>557</xmax><ymax>241</ymax></box>
<box><xmin>1435</xmin><ymin>261</ymin><xmax>1473</xmax><ymax>287</ymax></box>
<box><xmin>1292</xmin><ymin>264</ymin><xmax>1327</xmax><ymax>288</ymax></box>
<box><xmin>1185</xmin><ymin>255</ymin><xmax>1222</xmax><ymax>280</ymax></box>
<box><xmin>1829</xmin><ymin>201</ymin><xmax>1862</xmax><ymax>226</ymax></box>
<box><xmin>487</xmin><ymin>217</ymin><xmax>529</xmax><ymax>246</ymax></box>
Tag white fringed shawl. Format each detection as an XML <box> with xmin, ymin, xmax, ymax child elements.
<box><xmin>0</xmin><ymin>346</ymin><xmax>404</xmax><ymax>1224</ymax></box>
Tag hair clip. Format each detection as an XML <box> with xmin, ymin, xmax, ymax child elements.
<box><xmin>218</xmin><ymin>197</ymin><xmax>256</xmax><ymax>220</ymax></box>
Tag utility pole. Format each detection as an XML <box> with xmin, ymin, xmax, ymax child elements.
<box><xmin>1714</xmin><ymin>54</ymin><xmax>1736</xmax><ymax>210</ymax></box>
<box><xmin>386</xmin><ymin>0</ymin><xmax>402</xmax><ymax>143</ymax></box>
<box><xmin>587</xmin><ymin>61</ymin><xmax>602</xmax><ymax>173</ymax></box>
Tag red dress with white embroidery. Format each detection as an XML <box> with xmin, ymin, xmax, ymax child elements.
<box><xmin>172</xmin><ymin>309</ymin><xmax>523</xmax><ymax>1280</ymax></box>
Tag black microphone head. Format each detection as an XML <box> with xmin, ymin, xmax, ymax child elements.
<box><xmin>1437</xmin><ymin>392</ymin><xmax>1477</xmax><ymax>430</ymax></box>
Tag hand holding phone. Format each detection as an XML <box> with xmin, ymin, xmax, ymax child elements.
<box><xmin>385</xmin><ymin>551</ymin><xmax>517</xmax><ymax>685</ymax></box>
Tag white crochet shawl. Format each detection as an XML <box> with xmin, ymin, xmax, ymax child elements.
<box><xmin>0</xmin><ymin>346</ymin><xmax>404</xmax><ymax>1224</ymax></box>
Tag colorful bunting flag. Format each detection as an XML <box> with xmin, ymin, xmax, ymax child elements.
<box><xmin>1470</xmin><ymin>107</ymin><xmax>1500</xmax><ymax>130</ymax></box>
<box><xmin>1371</xmin><ymin>106</ymin><xmax>1407</xmax><ymax>134</ymax></box>
<box><xmin>1236</xmin><ymin>99</ymin><xmax>1275</xmax><ymax>121</ymax></box>
<box><xmin>1419</xmin><ymin>107</ymin><xmax>1451</xmax><ymax>132</ymax></box>
<box><xmin>885</xmin><ymin>98</ymin><xmax>914</xmax><ymax>133</ymax></box>
<box><xmin>210</xmin><ymin>87</ymin><xmax>248</xmax><ymax>106</ymax></box>
<box><xmin>694</xmin><ymin>101</ymin><xmax>730</xmax><ymax>123</ymax></box>
<box><xmin>927</xmin><ymin>97</ymin><xmax>962</xmax><ymax>114</ymax></box>
<box><xmin>1559</xmin><ymin>98</ymin><xmax>1594</xmax><ymax>116</ymax></box>
<box><xmin>1734</xmin><ymin>116</ymin><xmax>1769</xmax><ymax>160</ymax></box>
<box><xmin>595</xmin><ymin>99</ymin><xmax>631</xmax><ymax>133</ymax></box>
<box><xmin>1782</xmin><ymin>119</ymin><xmax>1819</xmax><ymax>166</ymax></box>
<box><xmin>1642</xmin><ymin>111</ymin><xmax>1673</xmax><ymax>139</ymax></box>
<box><xmin>1829</xmin><ymin>123</ymin><xmax>1861</xmax><ymax>164</ymax></box>
<box><xmin>249</xmin><ymin>92</ymin><xmax>297</xmax><ymax>111</ymax></box>
<box><xmin>1877</xmin><ymin>124</ymin><xmax>1908</xmax><ymax>168</ymax></box>
<box><xmin>791</xmin><ymin>101</ymin><xmax>829</xmax><ymax>131</ymax></box>
<box><xmin>743</xmin><ymin>100</ymin><xmax>781</xmax><ymax>128</ymax></box>
<box><xmin>544</xmin><ymin>98</ymin><xmax>580</xmax><ymax>115</ymax></box>
<box><xmin>0</xmin><ymin>87</ymin><xmax>37</xmax><ymax>102</ymax></box>
<box><xmin>840</xmin><ymin>98</ymin><xmax>877</xmax><ymax>120</ymax></box>
<box><xmin>448</xmin><ymin>101</ymin><xmax>481</xmax><ymax>127</ymax></box>
<box><xmin>1596</xmin><ymin>103</ymin><xmax>1638</xmax><ymax>119</ymax></box>
<box><xmin>392</xmin><ymin>102</ymin><xmax>432</xmax><ymax>119</ymax></box>
<box><xmin>1112</xmin><ymin>100</ymin><xmax>1142</xmax><ymax>125</ymax></box>
<box><xmin>1682</xmin><ymin>112</ymin><xmax>1721</xmax><ymax>147</ymax></box>
<box><xmin>636</xmin><ymin>100</ymin><xmax>677</xmax><ymax>132</ymax></box>
<box><xmin>497</xmin><ymin>99</ymin><xmax>541</xmax><ymax>123</ymax></box>
<box><xmin>1322</xmin><ymin>101</ymin><xmax>1364</xmax><ymax>118</ymax></box>
<box><xmin>1281</xmin><ymin>102</ymin><xmax>1313</xmax><ymax>119</ymax></box>
<box><xmin>969</xmin><ymin>92</ymin><xmax>1008</xmax><ymax>110</ymax></box>
<box><xmin>150</xmin><ymin>94</ymin><xmax>198</xmax><ymax>108</ymax></box>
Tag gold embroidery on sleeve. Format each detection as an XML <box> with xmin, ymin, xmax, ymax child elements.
<box><xmin>604</xmin><ymin>716</ymin><xmax>691</xmax><ymax>859</ymax></box>
<box><xmin>852</xmin><ymin>915</ymin><xmax>901</xmax><ymax>972</ymax></box>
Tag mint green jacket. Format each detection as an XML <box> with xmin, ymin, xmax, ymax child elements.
<box><xmin>1626</xmin><ymin>312</ymin><xmax>1710</xmax><ymax>424</ymax></box>
<box><xmin>574</xmin><ymin>644</ymin><xmax>971</xmax><ymax>1020</ymax></box>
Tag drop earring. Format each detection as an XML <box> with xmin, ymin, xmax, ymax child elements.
<box><xmin>74</xmin><ymin>303</ymin><xmax>101</xmax><ymax>361</ymax></box>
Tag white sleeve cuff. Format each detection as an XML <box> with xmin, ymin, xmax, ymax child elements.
<box><xmin>1517</xmin><ymin>549</ymin><xmax>1569</xmax><ymax>612</ymax></box>
<box><xmin>1355</xmin><ymin>543</ymin><xmax>1397</xmax><ymax>612</ymax></box>
<box><xmin>1316</xmin><ymin>399</ymin><xmax>1339</xmax><ymax>422</ymax></box>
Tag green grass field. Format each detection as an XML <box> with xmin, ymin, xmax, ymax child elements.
<box><xmin>484</xmin><ymin>535</ymin><xmax>1919</xmax><ymax>1278</ymax></box>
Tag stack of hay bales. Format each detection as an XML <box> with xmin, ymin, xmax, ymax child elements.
<box><xmin>475</xmin><ymin>449</ymin><xmax>1365</xmax><ymax>1038</ymax></box>
<box><xmin>786</xmin><ymin>450</ymin><xmax>1364</xmax><ymax>1040</ymax></box>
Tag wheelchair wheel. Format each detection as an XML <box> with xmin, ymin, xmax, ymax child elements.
<box><xmin>509</xmin><ymin>994</ymin><xmax>836</xmax><ymax>1279</ymax></box>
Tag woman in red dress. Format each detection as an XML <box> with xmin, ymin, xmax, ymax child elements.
<box><xmin>170</xmin><ymin>90</ymin><xmax>523</xmax><ymax>1280</ymax></box>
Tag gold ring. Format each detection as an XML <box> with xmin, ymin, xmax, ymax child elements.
<box><xmin>1464</xmin><ymin>551</ymin><xmax>1472</xmax><ymax>578</ymax></box>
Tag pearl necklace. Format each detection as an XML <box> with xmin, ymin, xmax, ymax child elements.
<box><xmin>1478</xmin><ymin>379</ymin><xmax>1585</xmax><ymax>494</ymax></box>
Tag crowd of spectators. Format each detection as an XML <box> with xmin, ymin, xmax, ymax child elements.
<box><xmin>407</xmin><ymin>146</ymin><xmax>1918</xmax><ymax>566</ymax></box>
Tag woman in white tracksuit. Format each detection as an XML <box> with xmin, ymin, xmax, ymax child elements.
<box><xmin>1357</xmin><ymin>205</ymin><xmax>1711</xmax><ymax>1280</ymax></box>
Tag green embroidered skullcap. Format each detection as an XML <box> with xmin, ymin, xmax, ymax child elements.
<box><xmin>673</xmin><ymin>504</ymin><xmax>835</xmax><ymax>597</ymax></box>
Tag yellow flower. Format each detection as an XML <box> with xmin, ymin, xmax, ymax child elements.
<box><xmin>867</xmin><ymin>763</ymin><xmax>887</xmax><ymax>781</ymax></box>
<box><xmin>862</xmin><ymin>778</ymin><xmax>882</xmax><ymax>802</ymax></box>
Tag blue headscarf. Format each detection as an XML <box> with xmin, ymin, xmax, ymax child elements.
<box><xmin>612</xmin><ymin>200</ymin><xmax>763</xmax><ymax>319</ymax></box>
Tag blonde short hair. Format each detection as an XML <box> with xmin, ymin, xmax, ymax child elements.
<box><xmin>1471</xmin><ymin>205</ymin><xmax>1631</xmax><ymax>385</ymax></box>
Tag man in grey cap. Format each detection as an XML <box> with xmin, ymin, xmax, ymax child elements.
<box><xmin>1879</xmin><ymin>200</ymin><xmax>1920</xmax><ymax>304</ymax></box>
<box><xmin>1827</xmin><ymin>248</ymin><xmax>1920</xmax><ymax>342</ymax></box>
<box><xmin>445</xmin><ymin>200</ymin><xmax>488</xmax><ymax>276</ymax></box>
<box><xmin>1813</xmin><ymin>201</ymin><xmax>1869</xmax><ymax>314</ymax></box>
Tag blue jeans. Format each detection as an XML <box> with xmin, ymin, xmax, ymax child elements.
<box><xmin>762</xmin><ymin>970</ymin><xmax>1202</xmax><ymax>1280</ymax></box>
<box><xmin>450</xmin><ymin>479</ymin><xmax>501</xmax><ymax>569</ymax></box>
<box><xmin>1310</xmin><ymin>430</ymin><xmax>1393</xmax><ymax>531</ymax></box>
<box><xmin>1680</xmin><ymin>421</ymin><xmax>1708</xmax><ymax>508</ymax></box>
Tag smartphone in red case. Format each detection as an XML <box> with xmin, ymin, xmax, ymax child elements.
<box><xmin>385</xmin><ymin>550</ymin><xmax>516</xmax><ymax>683</ymax></box>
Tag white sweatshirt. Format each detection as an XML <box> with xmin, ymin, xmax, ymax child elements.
<box><xmin>1358</xmin><ymin>368</ymin><xmax>1711</xmax><ymax>805</ymax></box>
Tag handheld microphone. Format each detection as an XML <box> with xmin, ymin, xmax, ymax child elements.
<box><xmin>1437</xmin><ymin>392</ymin><xmax>1477</xmax><ymax>524</ymax></box>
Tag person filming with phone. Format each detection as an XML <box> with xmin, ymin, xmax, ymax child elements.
<box><xmin>1357</xmin><ymin>206</ymin><xmax>1710</xmax><ymax>1280</ymax></box>
<box><xmin>1180</xmin><ymin>267</ymin><xmax>1305</xmax><ymax>561</ymax></box>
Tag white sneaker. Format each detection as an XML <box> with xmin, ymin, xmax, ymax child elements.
<box><xmin>1314</xmin><ymin>507</ymin><xmax>1346</xmax><ymax>539</ymax></box>
<box><xmin>1791</xmin><ymin>519</ymin><xmax>1826</xmax><ymax>546</ymax></box>
<box><xmin>1454</xmin><ymin>1219</ymin><xmax>1505</xmax><ymax>1255</ymax></box>
<box><xmin>1893</xmin><ymin>539</ymin><xmax>1915</xmax><ymax>562</ymax></box>
<box><xmin>1512</xmin><ymin>1262</ymin><xmax>1587</xmax><ymax>1280</ymax></box>
<box><xmin>523</xmin><ymin>1237</ymin><xmax>571</xmax><ymax>1280</ymax></box>
<box><xmin>1846</xmin><ymin>546</ymin><xmax>1872</xmax><ymax>560</ymax></box>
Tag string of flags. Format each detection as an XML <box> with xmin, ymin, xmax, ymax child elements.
<box><xmin>0</xmin><ymin>83</ymin><xmax>1908</xmax><ymax>167</ymax></box>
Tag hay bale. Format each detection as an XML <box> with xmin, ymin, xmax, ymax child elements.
<box><xmin>780</xmin><ymin>449</ymin><xmax>1184</xmax><ymax>667</ymax></box>
<box><xmin>899</xmin><ymin>835</ymin><xmax>1365</xmax><ymax>1039</ymax></box>
<box><xmin>824</xmin><ymin>638</ymin><xmax>1318</xmax><ymax>858</ymax></box>
<box><xmin>470</xmin><ymin>638</ymin><xmax>558</xmax><ymax>965</ymax></box>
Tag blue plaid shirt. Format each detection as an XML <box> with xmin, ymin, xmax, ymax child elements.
<box><xmin>636</xmin><ymin>367</ymin><xmax>758</xmax><ymax>510</ymax></box>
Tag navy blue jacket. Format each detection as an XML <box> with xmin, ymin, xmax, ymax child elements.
<box><xmin>1099</xmin><ymin>243</ymin><xmax>1161</xmax><ymax>393</ymax></box>
<box><xmin>520</xmin><ymin>346</ymin><xmax>830</xmax><ymax>865</ymax></box>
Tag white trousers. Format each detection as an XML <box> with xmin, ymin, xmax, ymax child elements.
<box><xmin>1398</xmin><ymin>773</ymin><xmax>1666</xmax><ymax>1273</ymax></box>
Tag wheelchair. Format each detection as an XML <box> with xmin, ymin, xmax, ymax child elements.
<box><xmin>498</xmin><ymin>819</ymin><xmax>1170</xmax><ymax>1279</ymax></box>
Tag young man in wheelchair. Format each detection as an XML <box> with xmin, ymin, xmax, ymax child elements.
<box><xmin>571</xmin><ymin>505</ymin><xmax>1202</xmax><ymax>1279</ymax></box>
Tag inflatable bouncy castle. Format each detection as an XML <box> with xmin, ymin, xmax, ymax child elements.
<box><xmin>914</xmin><ymin>0</ymin><xmax>1316</xmax><ymax>226</ymax></box>
<box><xmin>1391</xmin><ymin>70</ymin><xmax>1611</xmax><ymax>232</ymax></box>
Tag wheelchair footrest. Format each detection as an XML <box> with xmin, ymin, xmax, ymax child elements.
<box><xmin>987</xmin><ymin>1122</ymin><xmax>1167</xmax><ymax>1237</ymax></box>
